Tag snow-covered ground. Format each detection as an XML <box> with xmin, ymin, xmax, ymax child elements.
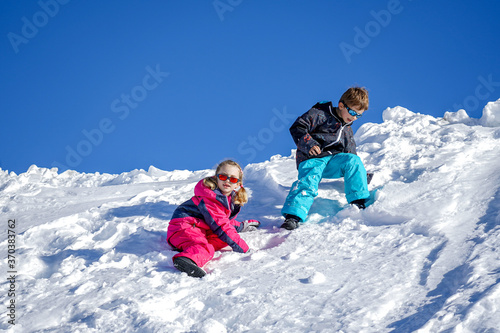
<box><xmin>1</xmin><ymin>100</ymin><xmax>500</xmax><ymax>333</ymax></box>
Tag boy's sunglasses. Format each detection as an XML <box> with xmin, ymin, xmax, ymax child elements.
<box><xmin>216</xmin><ymin>174</ymin><xmax>240</xmax><ymax>183</ymax></box>
<box><xmin>341</xmin><ymin>100</ymin><xmax>363</xmax><ymax>118</ymax></box>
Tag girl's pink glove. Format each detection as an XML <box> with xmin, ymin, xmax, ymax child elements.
<box><xmin>240</xmin><ymin>219</ymin><xmax>261</xmax><ymax>232</ymax></box>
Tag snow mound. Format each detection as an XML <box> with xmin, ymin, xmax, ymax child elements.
<box><xmin>382</xmin><ymin>105</ymin><xmax>416</xmax><ymax>123</ymax></box>
<box><xmin>442</xmin><ymin>97</ymin><xmax>500</xmax><ymax>127</ymax></box>
<box><xmin>443</xmin><ymin>109</ymin><xmax>475</xmax><ymax>125</ymax></box>
<box><xmin>480</xmin><ymin>98</ymin><xmax>500</xmax><ymax>127</ymax></box>
<box><xmin>1</xmin><ymin>101</ymin><xmax>500</xmax><ymax>332</ymax></box>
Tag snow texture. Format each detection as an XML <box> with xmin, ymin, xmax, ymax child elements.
<box><xmin>1</xmin><ymin>99</ymin><xmax>500</xmax><ymax>332</ymax></box>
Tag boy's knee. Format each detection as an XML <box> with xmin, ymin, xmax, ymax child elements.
<box><xmin>343</xmin><ymin>154</ymin><xmax>365</xmax><ymax>169</ymax></box>
<box><xmin>344</xmin><ymin>153</ymin><xmax>362</xmax><ymax>163</ymax></box>
<box><xmin>333</xmin><ymin>154</ymin><xmax>366</xmax><ymax>178</ymax></box>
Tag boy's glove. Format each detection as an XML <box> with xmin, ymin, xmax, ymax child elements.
<box><xmin>240</xmin><ymin>219</ymin><xmax>261</xmax><ymax>232</ymax></box>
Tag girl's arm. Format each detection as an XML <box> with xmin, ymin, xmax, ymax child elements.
<box><xmin>230</xmin><ymin>219</ymin><xmax>244</xmax><ymax>232</ymax></box>
<box><xmin>197</xmin><ymin>198</ymin><xmax>249</xmax><ymax>253</ymax></box>
<box><xmin>230</xmin><ymin>218</ymin><xmax>260</xmax><ymax>232</ymax></box>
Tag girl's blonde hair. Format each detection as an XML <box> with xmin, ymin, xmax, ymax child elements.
<box><xmin>203</xmin><ymin>160</ymin><xmax>248</xmax><ymax>206</ymax></box>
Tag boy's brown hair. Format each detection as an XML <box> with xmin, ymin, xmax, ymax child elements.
<box><xmin>340</xmin><ymin>87</ymin><xmax>369</xmax><ymax>111</ymax></box>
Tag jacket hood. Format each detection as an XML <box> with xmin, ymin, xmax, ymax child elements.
<box><xmin>327</xmin><ymin>103</ymin><xmax>353</xmax><ymax>126</ymax></box>
<box><xmin>194</xmin><ymin>179</ymin><xmax>236</xmax><ymax>212</ymax></box>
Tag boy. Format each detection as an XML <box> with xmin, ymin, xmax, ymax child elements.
<box><xmin>281</xmin><ymin>87</ymin><xmax>370</xmax><ymax>230</ymax></box>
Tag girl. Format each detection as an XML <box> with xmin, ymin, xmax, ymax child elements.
<box><xmin>167</xmin><ymin>160</ymin><xmax>260</xmax><ymax>278</ymax></box>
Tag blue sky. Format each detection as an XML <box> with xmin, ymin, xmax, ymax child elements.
<box><xmin>1</xmin><ymin>1</ymin><xmax>499</xmax><ymax>175</ymax></box>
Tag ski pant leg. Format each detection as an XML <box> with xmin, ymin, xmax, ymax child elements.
<box><xmin>281</xmin><ymin>156</ymin><xmax>330</xmax><ymax>222</ymax></box>
<box><xmin>322</xmin><ymin>153</ymin><xmax>370</xmax><ymax>203</ymax></box>
<box><xmin>168</xmin><ymin>222</ymin><xmax>217</xmax><ymax>268</ymax></box>
<box><xmin>206</xmin><ymin>233</ymin><xmax>231</xmax><ymax>252</ymax></box>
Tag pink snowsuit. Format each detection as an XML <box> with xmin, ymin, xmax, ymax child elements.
<box><xmin>167</xmin><ymin>179</ymin><xmax>250</xmax><ymax>267</ymax></box>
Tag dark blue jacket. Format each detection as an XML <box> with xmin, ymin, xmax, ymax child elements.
<box><xmin>290</xmin><ymin>101</ymin><xmax>357</xmax><ymax>168</ymax></box>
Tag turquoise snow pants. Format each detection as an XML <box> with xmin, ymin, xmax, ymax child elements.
<box><xmin>281</xmin><ymin>153</ymin><xmax>370</xmax><ymax>222</ymax></box>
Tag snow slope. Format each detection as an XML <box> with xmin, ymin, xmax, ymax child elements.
<box><xmin>1</xmin><ymin>100</ymin><xmax>500</xmax><ymax>333</ymax></box>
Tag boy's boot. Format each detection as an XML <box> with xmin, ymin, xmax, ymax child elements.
<box><xmin>173</xmin><ymin>256</ymin><xmax>206</xmax><ymax>278</ymax></box>
<box><xmin>280</xmin><ymin>214</ymin><xmax>301</xmax><ymax>230</ymax></box>
<box><xmin>350</xmin><ymin>199</ymin><xmax>366</xmax><ymax>209</ymax></box>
